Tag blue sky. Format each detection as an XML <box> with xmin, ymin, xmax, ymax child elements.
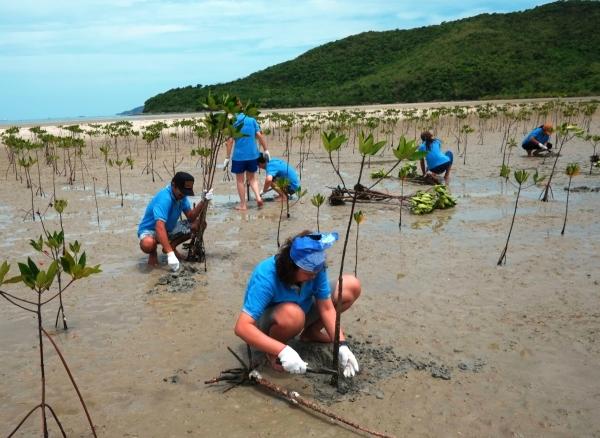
<box><xmin>0</xmin><ymin>0</ymin><xmax>553</xmax><ymax>120</ymax></box>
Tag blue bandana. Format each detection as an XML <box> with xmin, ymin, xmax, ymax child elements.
<box><xmin>290</xmin><ymin>232</ymin><xmax>339</xmax><ymax>273</ymax></box>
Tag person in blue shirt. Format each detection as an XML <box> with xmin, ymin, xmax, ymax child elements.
<box><xmin>224</xmin><ymin>104</ymin><xmax>270</xmax><ymax>211</ymax></box>
<box><xmin>234</xmin><ymin>231</ymin><xmax>361</xmax><ymax>377</ymax></box>
<box><xmin>137</xmin><ymin>172</ymin><xmax>213</xmax><ymax>271</ymax></box>
<box><xmin>257</xmin><ymin>153</ymin><xmax>300</xmax><ymax>200</ymax></box>
<box><xmin>522</xmin><ymin>123</ymin><xmax>554</xmax><ymax>156</ymax></box>
<box><xmin>419</xmin><ymin>131</ymin><xmax>453</xmax><ymax>185</ymax></box>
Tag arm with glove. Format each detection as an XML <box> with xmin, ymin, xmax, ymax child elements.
<box><xmin>155</xmin><ymin>220</ymin><xmax>179</xmax><ymax>271</ymax></box>
<box><xmin>234</xmin><ymin>312</ymin><xmax>308</xmax><ymax>374</ymax></box>
<box><xmin>256</xmin><ymin>131</ymin><xmax>270</xmax><ymax>161</ymax></box>
<box><xmin>223</xmin><ymin>138</ymin><xmax>233</xmax><ymax>170</ymax></box>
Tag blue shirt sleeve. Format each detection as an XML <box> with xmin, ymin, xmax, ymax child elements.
<box><xmin>314</xmin><ymin>269</ymin><xmax>331</xmax><ymax>300</ymax></box>
<box><xmin>242</xmin><ymin>267</ymin><xmax>275</xmax><ymax>320</ymax></box>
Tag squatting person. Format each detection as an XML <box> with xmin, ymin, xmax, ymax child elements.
<box><xmin>522</xmin><ymin>123</ymin><xmax>554</xmax><ymax>156</ymax></box>
<box><xmin>419</xmin><ymin>131</ymin><xmax>454</xmax><ymax>185</ymax></box>
<box><xmin>234</xmin><ymin>230</ymin><xmax>361</xmax><ymax>377</ymax></box>
<box><xmin>257</xmin><ymin>153</ymin><xmax>300</xmax><ymax>200</ymax></box>
<box><xmin>137</xmin><ymin>171</ymin><xmax>213</xmax><ymax>271</ymax></box>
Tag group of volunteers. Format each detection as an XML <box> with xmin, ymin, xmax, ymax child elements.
<box><xmin>135</xmin><ymin>100</ymin><xmax>554</xmax><ymax>377</ymax></box>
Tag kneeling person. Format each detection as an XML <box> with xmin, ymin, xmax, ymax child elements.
<box><xmin>522</xmin><ymin>123</ymin><xmax>553</xmax><ymax>156</ymax></box>
<box><xmin>258</xmin><ymin>154</ymin><xmax>300</xmax><ymax>200</ymax></box>
<box><xmin>137</xmin><ymin>171</ymin><xmax>213</xmax><ymax>271</ymax></box>
<box><xmin>234</xmin><ymin>231</ymin><xmax>361</xmax><ymax>377</ymax></box>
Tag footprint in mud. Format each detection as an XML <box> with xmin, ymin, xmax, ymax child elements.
<box><xmin>148</xmin><ymin>264</ymin><xmax>207</xmax><ymax>294</ymax></box>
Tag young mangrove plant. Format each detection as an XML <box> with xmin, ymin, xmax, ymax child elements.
<box><xmin>0</xmin><ymin>240</ymin><xmax>101</xmax><ymax>437</ymax></box>
<box><xmin>561</xmin><ymin>162</ymin><xmax>580</xmax><ymax>235</ymax></box>
<box><xmin>540</xmin><ymin>123</ymin><xmax>583</xmax><ymax>202</ymax></box>
<box><xmin>498</xmin><ymin>168</ymin><xmax>544</xmax><ymax>266</ymax></box>
<box><xmin>311</xmin><ymin>193</ymin><xmax>326</xmax><ymax>232</ymax></box>
<box><xmin>323</xmin><ymin>131</ymin><xmax>386</xmax><ymax>387</ymax></box>
<box><xmin>353</xmin><ymin>210</ymin><xmax>365</xmax><ymax>276</ymax></box>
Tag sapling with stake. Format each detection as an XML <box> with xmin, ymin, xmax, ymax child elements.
<box><xmin>353</xmin><ymin>210</ymin><xmax>365</xmax><ymax>276</ymax></box>
<box><xmin>323</xmin><ymin>131</ymin><xmax>386</xmax><ymax>387</ymax></box>
<box><xmin>497</xmin><ymin>168</ymin><xmax>544</xmax><ymax>266</ymax></box>
<box><xmin>561</xmin><ymin>163</ymin><xmax>580</xmax><ymax>235</ymax></box>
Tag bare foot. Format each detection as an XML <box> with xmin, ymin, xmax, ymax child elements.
<box><xmin>300</xmin><ymin>327</ymin><xmax>332</xmax><ymax>343</ymax></box>
<box><xmin>257</xmin><ymin>198</ymin><xmax>264</xmax><ymax>208</ymax></box>
<box><xmin>235</xmin><ymin>205</ymin><xmax>248</xmax><ymax>211</ymax></box>
<box><xmin>266</xmin><ymin>353</ymin><xmax>284</xmax><ymax>372</ymax></box>
<box><xmin>147</xmin><ymin>252</ymin><xmax>159</xmax><ymax>267</ymax></box>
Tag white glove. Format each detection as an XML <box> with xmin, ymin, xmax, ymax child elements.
<box><xmin>223</xmin><ymin>158</ymin><xmax>230</xmax><ymax>169</ymax></box>
<box><xmin>338</xmin><ymin>345</ymin><xmax>359</xmax><ymax>378</ymax></box>
<box><xmin>259</xmin><ymin>190</ymin><xmax>264</xmax><ymax>196</ymax></box>
<box><xmin>277</xmin><ymin>345</ymin><xmax>307</xmax><ymax>374</ymax></box>
<box><xmin>538</xmin><ymin>143</ymin><xmax>548</xmax><ymax>150</ymax></box>
<box><xmin>166</xmin><ymin>251</ymin><xmax>179</xmax><ymax>272</ymax></box>
<box><xmin>264</xmin><ymin>150</ymin><xmax>271</xmax><ymax>161</ymax></box>
<box><xmin>203</xmin><ymin>188</ymin><xmax>214</xmax><ymax>201</ymax></box>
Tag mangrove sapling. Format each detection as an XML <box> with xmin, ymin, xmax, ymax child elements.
<box><xmin>275</xmin><ymin>178</ymin><xmax>291</xmax><ymax>248</ymax></box>
<box><xmin>353</xmin><ymin>210</ymin><xmax>365</xmax><ymax>276</ymax></box>
<box><xmin>321</xmin><ymin>131</ymin><xmax>348</xmax><ymax>190</ymax></box>
<box><xmin>584</xmin><ymin>134</ymin><xmax>600</xmax><ymax>174</ymax></box>
<box><xmin>561</xmin><ymin>163</ymin><xmax>580</xmax><ymax>235</ymax></box>
<box><xmin>92</xmin><ymin>176</ymin><xmax>101</xmax><ymax>230</ymax></box>
<box><xmin>460</xmin><ymin>124</ymin><xmax>475</xmax><ymax>165</ymax></box>
<box><xmin>99</xmin><ymin>145</ymin><xmax>111</xmax><ymax>194</ymax></box>
<box><xmin>0</xmin><ymin>242</ymin><xmax>100</xmax><ymax>437</ymax></box>
<box><xmin>108</xmin><ymin>157</ymin><xmax>127</xmax><ymax>207</ymax></box>
<box><xmin>540</xmin><ymin>124</ymin><xmax>584</xmax><ymax>202</ymax></box>
<box><xmin>311</xmin><ymin>193</ymin><xmax>326</xmax><ymax>232</ymax></box>
<box><xmin>497</xmin><ymin>168</ymin><xmax>544</xmax><ymax>266</ymax></box>
<box><xmin>324</xmin><ymin>131</ymin><xmax>386</xmax><ymax>387</ymax></box>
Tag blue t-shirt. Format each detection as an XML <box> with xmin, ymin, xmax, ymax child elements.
<box><xmin>266</xmin><ymin>158</ymin><xmax>300</xmax><ymax>191</ymax></box>
<box><xmin>232</xmin><ymin>113</ymin><xmax>261</xmax><ymax>161</ymax></box>
<box><xmin>242</xmin><ymin>256</ymin><xmax>331</xmax><ymax>320</ymax></box>
<box><xmin>522</xmin><ymin>127</ymin><xmax>549</xmax><ymax>146</ymax></box>
<box><xmin>137</xmin><ymin>185</ymin><xmax>191</xmax><ymax>237</ymax></box>
<box><xmin>419</xmin><ymin>139</ymin><xmax>450</xmax><ymax>170</ymax></box>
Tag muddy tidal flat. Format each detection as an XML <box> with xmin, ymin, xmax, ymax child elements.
<box><xmin>1</xmin><ymin>99</ymin><xmax>600</xmax><ymax>437</ymax></box>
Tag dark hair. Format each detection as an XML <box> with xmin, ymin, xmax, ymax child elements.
<box><xmin>275</xmin><ymin>230</ymin><xmax>312</xmax><ymax>286</ymax></box>
<box><xmin>420</xmin><ymin>131</ymin><xmax>434</xmax><ymax>151</ymax></box>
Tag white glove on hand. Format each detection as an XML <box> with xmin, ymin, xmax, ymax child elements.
<box><xmin>223</xmin><ymin>158</ymin><xmax>230</xmax><ymax>169</ymax></box>
<box><xmin>277</xmin><ymin>346</ymin><xmax>307</xmax><ymax>374</ymax></box>
<box><xmin>166</xmin><ymin>251</ymin><xmax>180</xmax><ymax>272</ymax></box>
<box><xmin>338</xmin><ymin>345</ymin><xmax>359</xmax><ymax>378</ymax></box>
<box><xmin>264</xmin><ymin>150</ymin><xmax>271</xmax><ymax>161</ymax></box>
<box><xmin>538</xmin><ymin>143</ymin><xmax>548</xmax><ymax>150</ymax></box>
<box><xmin>203</xmin><ymin>188</ymin><xmax>214</xmax><ymax>201</ymax></box>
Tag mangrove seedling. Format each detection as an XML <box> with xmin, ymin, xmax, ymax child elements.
<box><xmin>0</xmin><ymin>242</ymin><xmax>101</xmax><ymax>437</ymax></box>
<box><xmin>353</xmin><ymin>210</ymin><xmax>365</xmax><ymax>276</ymax></box>
<box><xmin>498</xmin><ymin>168</ymin><xmax>544</xmax><ymax>266</ymax></box>
<box><xmin>561</xmin><ymin>162</ymin><xmax>580</xmax><ymax>235</ymax></box>
<box><xmin>311</xmin><ymin>193</ymin><xmax>326</xmax><ymax>232</ymax></box>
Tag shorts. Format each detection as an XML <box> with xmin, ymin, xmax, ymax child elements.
<box><xmin>522</xmin><ymin>141</ymin><xmax>553</xmax><ymax>152</ymax></box>
<box><xmin>256</xmin><ymin>280</ymin><xmax>336</xmax><ymax>333</ymax></box>
<box><xmin>231</xmin><ymin>159</ymin><xmax>258</xmax><ymax>174</ymax></box>
<box><xmin>430</xmin><ymin>151</ymin><xmax>453</xmax><ymax>174</ymax></box>
<box><xmin>272</xmin><ymin>177</ymin><xmax>298</xmax><ymax>195</ymax></box>
<box><xmin>138</xmin><ymin>220</ymin><xmax>191</xmax><ymax>241</ymax></box>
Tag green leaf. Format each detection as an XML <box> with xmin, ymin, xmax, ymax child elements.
<box><xmin>500</xmin><ymin>164</ymin><xmax>510</xmax><ymax>178</ymax></box>
<box><xmin>30</xmin><ymin>236</ymin><xmax>44</xmax><ymax>252</ymax></box>
<box><xmin>78</xmin><ymin>251</ymin><xmax>87</xmax><ymax>268</ymax></box>
<box><xmin>0</xmin><ymin>261</ymin><xmax>10</xmax><ymax>284</ymax></box>
<box><xmin>514</xmin><ymin>169</ymin><xmax>529</xmax><ymax>185</ymax></box>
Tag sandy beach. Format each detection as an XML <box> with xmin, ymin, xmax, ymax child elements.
<box><xmin>1</xmin><ymin>99</ymin><xmax>599</xmax><ymax>437</ymax></box>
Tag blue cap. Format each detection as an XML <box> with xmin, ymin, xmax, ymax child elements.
<box><xmin>290</xmin><ymin>232</ymin><xmax>339</xmax><ymax>273</ymax></box>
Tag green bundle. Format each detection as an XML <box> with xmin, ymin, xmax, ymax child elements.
<box><xmin>409</xmin><ymin>185</ymin><xmax>456</xmax><ymax>214</ymax></box>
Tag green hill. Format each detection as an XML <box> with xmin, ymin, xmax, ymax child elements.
<box><xmin>143</xmin><ymin>1</ymin><xmax>600</xmax><ymax>113</ymax></box>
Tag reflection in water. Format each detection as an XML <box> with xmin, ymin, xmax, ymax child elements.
<box><xmin>411</xmin><ymin>212</ymin><xmax>452</xmax><ymax>232</ymax></box>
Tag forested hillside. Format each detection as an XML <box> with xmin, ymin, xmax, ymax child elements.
<box><xmin>143</xmin><ymin>1</ymin><xmax>600</xmax><ymax>113</ymax></box>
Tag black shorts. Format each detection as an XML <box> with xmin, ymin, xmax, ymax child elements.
<box><xmin>522</xmin><ymin>141</ymin><xmax>553</xmax><ymax>151</ymax></box>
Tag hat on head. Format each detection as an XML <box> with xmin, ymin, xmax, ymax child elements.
<box><xmin>290</xmin><ymin>232</ymin><xmax>339</xmax><ymax>273</ymax></box>
<box><xmin>172</xmin><ymin>171</ymin><xmax>195</xmax><ymax>196</ymax></box>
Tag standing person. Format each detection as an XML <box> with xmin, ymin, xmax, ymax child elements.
<box><xmin>419</xmin><ymin>131</ymin><xmax>453</xmax><ymax>185</ymax></box>
<box><xmin>137</xmin><ymin>171</ymin><xmax>213</xmax><ymax>271</ymax></box>
<box><xmin>234</xmin><ymin>230</ymin><xmax>361</xmax><ymax>377</ymax></box>
<box><xmin>522</xmin><ymin>123</ymin><xmax>554</xmax><ymax>156</ymax></box>
<box><xmin>257</xmin><ymin>153</ymin><xmax>300</xmax><ymax>200</ymax></box>
<box><xmin>224</xmin><ymin>103</ymin><xmax>270</xmax><ymax>211</ymax></box>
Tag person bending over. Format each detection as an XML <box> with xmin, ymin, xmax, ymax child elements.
<box><xmin>137</xmin><ymin>171</ymin><xmax>213</xmax><ymax>271</ymax></box>
<box><xmin>234</xmin><ymin>231</ymin><xmax>361</xmax><ymax>377</ymax></box>
<box><xmin>419</xmin><ymin>131</ymin><xmax>453</xmax><ymax>185</ymax></box>
<box><xmin>522</xmin><ymin>123</ymin><xmax>553</xmax><ymax>157</ymax></box>
<box><xmin>224</xmin><ymin>102</ymin><xmax>270</xmax><ymax>211</ymax></box>
<box><xmin>257</xmin><ymin>153</ymin><xmax>300</xmax><ymax>200</ymax></box>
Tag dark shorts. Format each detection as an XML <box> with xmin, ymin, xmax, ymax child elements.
<box><xmin>273</xmin><ymin>177</ymin><xmax>297</xmax><ymax>195</ymax></box>
<box><xmin>430</xmin><ymin>151</ymin><xmax>453</xmax><ymax>174</ymax></box>
<box><xmin>522</xmin><ymin>141</ymin><xmax>552</xmax><ymax>152</ymax></box>
<box><xmin>231</xmin><ymin>159</ymin><xmax>258</xmax><ymax>174</ymax></box>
